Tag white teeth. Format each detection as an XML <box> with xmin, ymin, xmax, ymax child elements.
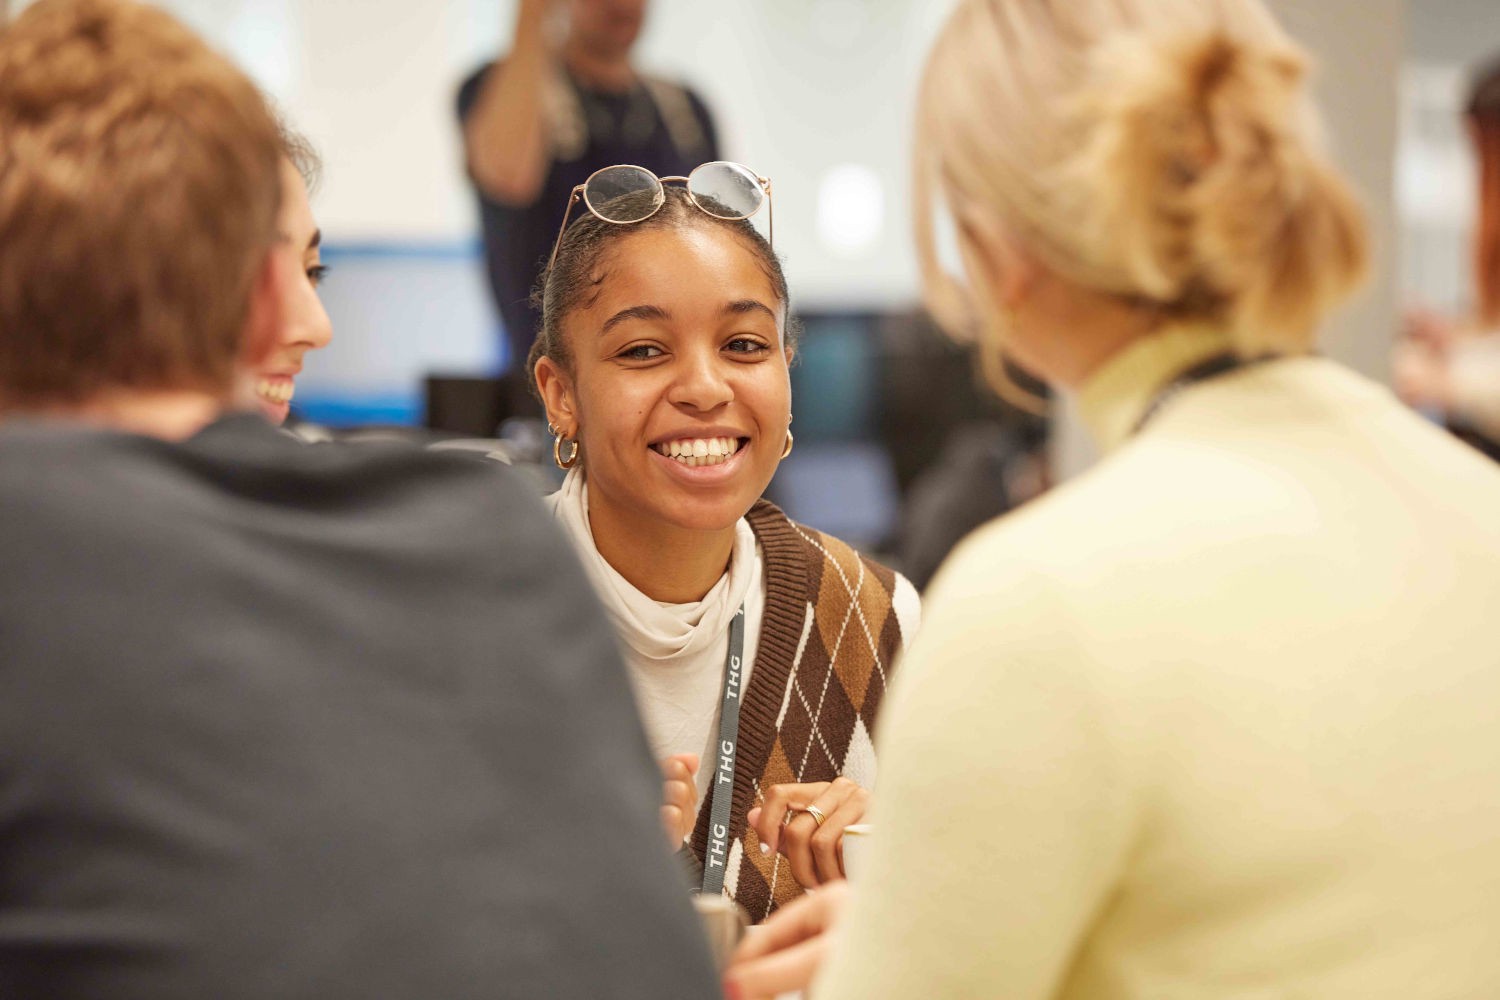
<box><xmin>655</xmin><ymin>436</ymin><xmax>741</xmax><ymax>467</ymax></box>
<box><xmin>255</xmin><ymin>379</ymin><xmax>294</xmax><ymax>404</ymax></box>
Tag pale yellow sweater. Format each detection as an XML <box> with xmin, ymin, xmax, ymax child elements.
<box><xmin>816</xmin><ymin>327</ymin><xmax>1500</xmax><ymax>999</ymax></box>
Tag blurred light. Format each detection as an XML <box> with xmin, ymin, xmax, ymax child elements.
<box><xmin>1398</xmin><ymin>64</ymin><xmax>1476</xmax><ymax>227</ymax></box>
<box><xmin>225</xmin><ymin>0</ymin><xmax>298</xmax><ymax>101</ymax></box>
<box><xmin>816</xmin><ymin>163</ymin><xmax>884</xmax><ymax>258</ymax></box>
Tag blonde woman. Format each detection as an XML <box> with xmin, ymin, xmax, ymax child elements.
<box><xmin>726</xmin><ymin>0</ymin><xmax>1500</xmax><ymax>997</ymax></box>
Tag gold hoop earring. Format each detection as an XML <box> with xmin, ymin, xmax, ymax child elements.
<box><xmin>553</xmin><ymin>432</ymin><xmax>580</xmax><ymax>470</ymax></box>
<box><xmin>780</xmin><ymin>429</ymin><xmax>794</xmax><ymax>460</ymax></box>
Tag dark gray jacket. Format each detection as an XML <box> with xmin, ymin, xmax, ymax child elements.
<box><xmin>0</xmin><ymin>414</ymin><xmax>717</xmax><ymax>999</ymax></box>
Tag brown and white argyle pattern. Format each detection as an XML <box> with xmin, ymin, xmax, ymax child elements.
<box><xmin>688</xmin><ymin>500</ymin><xmax>920</xmax><ymax>922</ymax></box>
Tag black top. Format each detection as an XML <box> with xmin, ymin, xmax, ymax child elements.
<box><xmin>457</xmin><ymin>61</ymin><xmax>720</xmax><ymax>365</ymax></box>
<box><xmin>0</xmin><ymin>414</ymin><xmax>718</xmax><ymax>999</ymax></box>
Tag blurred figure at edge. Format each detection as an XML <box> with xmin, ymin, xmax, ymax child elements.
<box><xmin>1394</xmin><ymin>55</ymin><xmax>1500</xmax><ymax>454</ymax></box>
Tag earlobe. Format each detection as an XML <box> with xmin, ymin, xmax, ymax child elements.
<box><xmin>533</xmin><ymin>356</ymin><xmax>576</xmax><ymax>435</ymax></box>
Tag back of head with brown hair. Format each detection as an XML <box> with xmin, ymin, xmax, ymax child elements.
<box><xmin>0</xmin><ymin>0</ymin><xmax>283</xmax><ymax>410</ymax></box>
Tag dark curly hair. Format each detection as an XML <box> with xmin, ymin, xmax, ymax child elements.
<box><xmin>526</xmin><ymin>185</ymin><xmax>798</xmax><ymax>399</ymax></box>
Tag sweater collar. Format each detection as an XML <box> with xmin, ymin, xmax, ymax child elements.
<box><xmin>1076</xmin><ymin>323</ymin><xmax>1236</xmax><ymax>453</ymax></box>
<box><xmin>546</xmin><ymin>467</ymin><xmax>757</xmax><ymax>663</ymax></box>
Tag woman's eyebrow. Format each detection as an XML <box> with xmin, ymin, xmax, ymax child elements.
<box><xmin>601</xmin><ymin>304</ymin><xmax>670</xmax><ymax>333</ymax></box>
<box><xmin>308</xmin><ymin>229</ymin><xmax>322</xmax><ymax>251</ymax></box>
<box><xmin>722</xmin><ymin>300</ymin><xmax>776</xmax><ymax>321</ymax></box>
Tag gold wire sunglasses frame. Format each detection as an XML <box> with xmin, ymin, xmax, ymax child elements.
<box><xmin>546</xmin><ymin>161</ymin><xmax>773</xmax><ymax>273</ymax></box>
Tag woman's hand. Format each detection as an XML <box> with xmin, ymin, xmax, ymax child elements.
<box><xmin>747</xmin><ymin>777</ymin><xmax>869</xmax><ymax>887</ymax></box>
<box><xmin>660</xmin><ymin>753</ymin><xmax>699</xmax><ymax>850</ymax></box>
<box><xmin>722</xmin><ymin>882</ymin><xmax>851</xmax><ymax>1000</ymax></box>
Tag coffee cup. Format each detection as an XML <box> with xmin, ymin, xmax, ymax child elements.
<box><xmin>692</xmin><ymin>893</ymin><xmax>749</xmax><ymax>971</ymax></box>
<box><xmin>840</xmin><ymin>823</ymin><xmax>873</xmax><ymax>881</ymax></box>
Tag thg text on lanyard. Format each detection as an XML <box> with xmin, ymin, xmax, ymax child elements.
<box><xmin>700</xmin><ymin>603</ymin><xmax>747</xmax><ymax>897</ymax></box>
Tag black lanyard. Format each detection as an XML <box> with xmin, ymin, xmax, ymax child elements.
<box><xmin>1131</xmin><ymin>352</ymin><xmax>1282</xmax><ymax>436</ymax></box>
<box><xmin>699</xmin><ymin>604</ymin><xmax>747</xmax><ymax>896</ymax></box>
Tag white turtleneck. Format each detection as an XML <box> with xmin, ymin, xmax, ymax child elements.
<box><xmin>547</xmin><ymin>468</ymin><xmax>766</xmax><ymax>808</ymax></box>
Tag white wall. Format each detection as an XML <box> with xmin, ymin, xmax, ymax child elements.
<box><xmin>18</xmin><ymin>0</ymin><xmax>960</xmax><ymax>310</ymax></box>
<box><xmin>10</xmin><ymin>0</ymin><xmax>964</xmax><ymax>404</ymax></box>
<box><xmin>1272</xmin><ymin>0</ymin><xmax>1403</xmax><ymax>382</ymax></box>
<box><xmin>9</xmin><ymin>0</ymin><xmax>1410</xmax><ymax>424</ymax></box>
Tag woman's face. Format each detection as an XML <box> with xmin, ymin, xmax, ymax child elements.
<box><xmin>254</xmin><ymin>159</ymin><xmax>331</xmax><ymax>424</ymax></box>
<box><xmin>541</xmin><ymin>225</ymin><xmax>792</xmax><ymax>535</ymax></box>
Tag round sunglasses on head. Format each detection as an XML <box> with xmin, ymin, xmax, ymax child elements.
<box><xmin>548</xmin><ymin>161</ymin><xmax>773</xmax><ymax>272</ymax></box>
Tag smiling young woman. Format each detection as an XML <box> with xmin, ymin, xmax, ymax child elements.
<box><xmin>530</xmin><ymin>181</ymin><xmax>920</xmax><ymax>922</ymax></box>
<box><xmin>248</xmin><ymin>121</ymin><xmax>332</xmax><ymax>425</ymax></box>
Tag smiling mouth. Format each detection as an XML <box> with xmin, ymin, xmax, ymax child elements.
<box><xmin>256</xmin><ymin>379</ymin><xmax>294</xmax><ymax>405</ymax></box>
<box><xmin>650</xmin><ymin>436</ymin><xmax>747</xmax><ymax>468</ymax></box>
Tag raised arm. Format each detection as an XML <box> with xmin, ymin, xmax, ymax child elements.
<box><xmin>461</xmin><ymin>0</ymin><xmax>558</xmax><ymax>206</ymax></box>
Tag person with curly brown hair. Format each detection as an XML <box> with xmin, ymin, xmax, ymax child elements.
<box><xmin>0</xmin><ymin>3</ymin><xmax>719</xmax><ymax>996</ymax></box>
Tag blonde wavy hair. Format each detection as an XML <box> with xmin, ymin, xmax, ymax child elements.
<box><xmin>914</xmin><ymin>0</ymin><xmax>1369</xmax><ymax>394</ymax></box>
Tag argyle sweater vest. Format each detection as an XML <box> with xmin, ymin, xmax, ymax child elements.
<box><xmin>688</xmin><ymin>500</ymin><xmax>920</xmax><ymax>922</ymax></box>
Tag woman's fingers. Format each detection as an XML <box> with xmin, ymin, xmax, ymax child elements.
<box><xmin>766</xmin><ymin>777</ymin><xmax>867</xmax><ymax>887</ymax></box>
<box><xmin>780</xmin><ymin>811</ymin><xmax>822</xmax><ymax>888</ymax></box>
<box><xmin>750</xmin><ymin>779</ymin><xmax>846</xmax><ymax>857</ymax></box>
<box><xmin>661</xmin><ymin>786</ymin><xmax>693</xmax><ymax>846</ymax></box>
<box><xmin>660</xmin><ymin>804</ymin><xmax>683</xmax><ymax>847</ymax></box>
<box><xmin>729</xmin><ymin>882</ymin><xmax>847</xmax><ymax>962</ymax></box>
<box><xmin>724</xmin><ymin>883</ymin><xmax>851</xmax><ymax>1000</ymax></box>
<box><xmin>661</xmin><ymin>752</ymin><xmax>700</xmax><ymax>781</ymax></box>
<box><xmin>726</xmin><ymin>934</ymin><xmax>830</xmax><ymax>1000</ymax></box>
<box><xmin>659</xmin><ymin>754</ymin><xmax>700</xmax><ymax>847</ymax></box>
<box><xmin>796</xmin><ymin>783</ymin><xmax>849</xmax><ymax>886</ymax></box>
<box><xmin>752</xmin><ymin>781</ymin><xmax>831</xmax><ymax>856</ymax></box>
<box><xmin>663</xmin><ymin>777</ymin><xmax>695</xmax><ymax>813</ymax></box>
<box><xmin>811</xmin><ymin>789</ymin><xmax>868</xmax><ymax>883</ymax></box>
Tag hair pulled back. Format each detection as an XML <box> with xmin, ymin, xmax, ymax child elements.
<box><xmin>526</xmin><ymin>185</ymin><xmax>796</xmax><ymax>399</ymax></box>
<box><xmin>915</xmin><ymin>0</ymin><xmax>1368</xmax><ymax>362</ymax></box>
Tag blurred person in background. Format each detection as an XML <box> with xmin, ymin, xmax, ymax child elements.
<box><xmin>458</xmin><ymin>0</ymin><xmax>720</xmax><ymax>382</ymax></box>
<box><xmin>0</xmin><ymin>2</ymin><xmax>720</xmax><ymax>996</ymax></box>
<box><xmin>1393</xmin><ymin>54</ymin><xmax>1500</xmax><ymax>456</ymax></box>
<box><xmin>250</xmin><ymin>121</ymin><xmax>332</xmax><ymax>426</ymax></box>
<box><xmin>530</xmin><ymin>171</ymin><xmax>919</xmax><ymax>922</ymax></box>
<box><xmin>727</xmin><ymin>0</ymin><xmax>1500</xmax><ymax>997</ymax></box>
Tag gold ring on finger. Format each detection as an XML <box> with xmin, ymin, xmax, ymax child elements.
<box><xmin>805</xmin><ymin>804</ymin><xmax>827</xmax><ymax>828</ymax></box>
